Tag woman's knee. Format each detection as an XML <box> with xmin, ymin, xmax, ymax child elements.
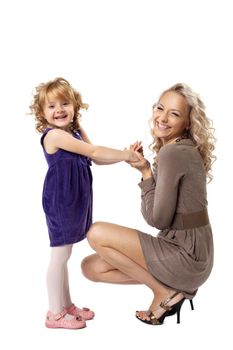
<box><xmin>87</xmin><ymin>222</ymin><xmax>106</xmax><ymax>248</ymax></box>
<box><xmin>81</xmin><ymin>254</ymin><xmax>101</xmax><ymax>282</ymax></box>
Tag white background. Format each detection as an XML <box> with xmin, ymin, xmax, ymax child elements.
<box><xmin>0</xmin><ymin>0</ymin><xmax>231</xmax><ymax>349</ymax></box>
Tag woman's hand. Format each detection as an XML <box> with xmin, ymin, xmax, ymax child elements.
<box><xmin>126</xmin><ymin>141</ymin><xmax>152</xmax><ymax>179</ymax></box>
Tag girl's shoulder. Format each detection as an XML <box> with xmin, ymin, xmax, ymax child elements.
<box><xmin>40</xmin><ymin>127</ymin><xmax>53</xmax><ymax>146</ymax></box>
<box><xmin>73</xmin><ymin>130</ymin><xmax>82</xmax><ymax>140</ymax></box>
<box><xmin>40</xmin><ymin>128</ymin><xmax>83</xmax><ymax>154</ymax></box>
<box><xmin>41</xmin><ymin>128</ymin><xmax>75</xmax><ymax>143</ymax></box>
<box><xmin>40</xmin><ymin>128</ymin><xmax>65</xmax><ymax>150</ymax></box>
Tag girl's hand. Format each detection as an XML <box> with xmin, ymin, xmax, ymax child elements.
<box><xmin>125</xmin><ymin>141</ymin><xmax>152</xmax><ymax>178</ymax></box>
<box><xmin>127</xmin><ymin>140</ymin><xmax>147</xmax><ymax>169</ymax></box>
<box><xmin>127</xmin><ymin>149</ymin><xmax>141</xmax><ymax>163</ymax></box>
<box><xmin>129</xmin><ymin>141</ymin><xmax>144</xmax><ymax>156</ymax></box>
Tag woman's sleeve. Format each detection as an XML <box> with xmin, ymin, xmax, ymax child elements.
<box><xmin>138</xmin><ymin>145</ymin><xmax>186</xmax><ymax>230</ymax></box>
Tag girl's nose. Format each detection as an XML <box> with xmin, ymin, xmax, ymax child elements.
<box><xmin>56</xmin><ymin>104</ymin><xmax>64</xmax><ymax>113</ymax></box>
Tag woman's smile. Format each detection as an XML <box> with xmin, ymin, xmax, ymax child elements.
<box><xmin>155</xmin><ymin>122</ymin><xmax>171</xmax><ymax>131</ymax></box>
<box><xmin>153</xmin><ymin>91</ymin><xmax>190</xmax><ymax>144</ymax></box>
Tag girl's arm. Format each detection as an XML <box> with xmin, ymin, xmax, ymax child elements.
<box><xmin>79</xmin><ymin>126</ymin><xmax>120</xmax><ymax>165</ymax></box>
<box><xmin>44</xmin><ymin>128</ymin><xmax>139</xmax><ymax>163</ymax></box>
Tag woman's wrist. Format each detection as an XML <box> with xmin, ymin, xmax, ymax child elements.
<box><xmin>141</xmin><ymin>164</ymin><xmax>152</xmax><ymax>180</ymax></box>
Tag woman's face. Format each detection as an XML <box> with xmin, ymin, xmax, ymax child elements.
<box><xmin>153</xmin><ymin>91</ymin><xmax>190</xmax><ymax>145</ymax></box>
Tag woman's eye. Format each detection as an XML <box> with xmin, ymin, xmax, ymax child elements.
<box><xmin>156</xmin><ymin>106</ymin><xmax>163</xmax><ymax>111</ymax></box>
<box><xmin>171</xmin><ymin>112</ymin><xmax>180</xmax><ymax>117</ymax></box>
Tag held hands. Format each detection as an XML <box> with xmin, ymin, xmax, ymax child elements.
<box><xmin>129</xmin><ymin>141</ymin><xmax>144</xmax><ymax>155</ymax></box>
<box><xmin>126</xmin><ymin>148</ymin><xmax>141</xmax><ymax>163</ymax></box>
<box><xmin>126</xmin><ymin>141</ymin><xmax>152</xmax><ymax>176</ymax></box>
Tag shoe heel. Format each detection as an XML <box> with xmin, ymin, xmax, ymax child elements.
<box><xmin>176</xmin><ymin>299</ymin><xmax>185</xmax><ymax>324</ymax></box>
<box><xmin>176</xmin><ymin>299</ymin><xmax>194</xmax><ymax>323</ymax></box>
<box><xmin>177</xmin><ymin>309</ymin><xmax>181</xmax><ymax>324</ymax></box>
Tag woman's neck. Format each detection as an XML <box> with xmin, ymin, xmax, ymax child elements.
<box><xmin>162</xmin><ymin>135</ymin><xmax>189</xmax><ymax>146</ymax></box>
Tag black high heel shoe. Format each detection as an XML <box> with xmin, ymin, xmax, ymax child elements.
<box><xmin>168</xmin><ymin>298</ymin><xmax>194</xmax><ymax>317</ymax></box>
<box><xmin>136</xmin><ymin>291</ymin><xmax>186</xmax><ymax>325</ymax></box>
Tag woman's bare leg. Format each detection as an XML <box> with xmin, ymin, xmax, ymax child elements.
<box><xmin>82</xmin><ymin>222</ymin><xmax>184</xmax><ymax>320</ymax></box>
<box><xmin>82</xmin><ymin>253</ymin><xmax>139</xmax><ymax>284</ymax></box>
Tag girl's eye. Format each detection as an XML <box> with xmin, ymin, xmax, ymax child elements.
<box><xmin>63</xmin><ymin>102</ymin><xmax>69</xmax><ymax>106</ymax></box>
<box><xmin>48</xmin><ymin>105</ymin><xmax>54</xmax><ymax>109</ymax></box>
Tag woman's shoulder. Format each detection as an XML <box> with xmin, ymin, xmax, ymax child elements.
<box><xmin>158</xmin><ymin>139</ymin><xmax>196</xmax><ymax>167</ymax></box>
<box><xmin>160</xmin><ymin>139</ymin><xmax>195</xmax><ymax>155</ymax></box>
<box><xmin>158</xmin><ymin>143</ymin><xmax>179</xmax><ymax>158</ymax></box>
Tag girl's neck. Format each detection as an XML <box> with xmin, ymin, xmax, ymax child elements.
<box><xmin>47</xmin><ymin>124</ymin><xmax>72</xmax><ymax>134</ymax></box>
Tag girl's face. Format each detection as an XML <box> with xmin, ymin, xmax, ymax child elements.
<box><xmin>153</xmin><ymin>91</ymin><xmax>190</xmax><ymax>145</ymax></box>
<box><xmin>42</xmin><ymin>97</ymin><xmax>75</xmax><ymax>131</ymax></box>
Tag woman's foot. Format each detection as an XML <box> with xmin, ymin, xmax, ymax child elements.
<box><xmin>45</xmin><ymin>309</ymin><xmax>86</xmax><ymax>329</ymax></box>
<box><xmin>136</xmin><ymin>291</ymin><xmax>184</xmax><ymax>324</ymax></box>
<box><xmin>66</xmin><ymin>304</ymin><xmax>95</xmax><ymax>320</ymax></box>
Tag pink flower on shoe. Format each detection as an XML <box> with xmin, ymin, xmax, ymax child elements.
<box><xmin>66</xmin><ymin>304</ymin><xmax>95</xmax><ymax>320</ymax></box>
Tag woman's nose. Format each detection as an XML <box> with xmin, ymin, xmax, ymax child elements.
<box><xmin>158</xmin><ymin>111</ymin><xmax>168</xmax><ymax>122</ymax></box>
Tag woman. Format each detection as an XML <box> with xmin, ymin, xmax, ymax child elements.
<box><xmin>81</xmin><ymin>83</ymin><xmax>216</xmax><ymax>325</ymax></box>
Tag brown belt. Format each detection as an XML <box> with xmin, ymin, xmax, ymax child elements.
<box><xmin>171</xmin><ymin>208</ymin><xmax>209</xmax><ymax>230</ymax></box>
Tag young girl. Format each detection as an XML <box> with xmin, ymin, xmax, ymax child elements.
<box><xmin>30</xmin><ymin>77</ymin><xmax>139</xmax><ymax>330</ymax></box>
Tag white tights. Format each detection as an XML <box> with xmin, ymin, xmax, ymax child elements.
<box><xmin>46</xmin><ymin>244</ymin><xmax>73</xmax><ymax>314</ymax></box>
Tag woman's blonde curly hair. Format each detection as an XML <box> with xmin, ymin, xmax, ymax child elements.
<box><xmin>150</xmin><ymin>83</ymin><xmax>216</xmax><ymax>182</ymax></box>
<box><xmin>29</xmin><ymin>77</ymin><xmax>88</xmax><ymax>134</ymax></box>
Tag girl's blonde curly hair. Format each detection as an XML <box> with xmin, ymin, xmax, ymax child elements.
<box><xmin>150</xmin><ymin>83</ymin><xmax>216</xmax><ymax>182</ymax></box>
<box><xmin>29</xmin><ymin>77</ymin><xmax>88</xmax><ymax>133</ymax></box>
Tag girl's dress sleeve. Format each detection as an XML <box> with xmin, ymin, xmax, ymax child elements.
<box><xmin>138</xmin><ymin>145</ymin><xmax>187</xmax><ymax>230</ymax></box>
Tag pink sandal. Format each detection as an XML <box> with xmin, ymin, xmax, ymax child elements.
<box><xmin>45</xmin><ymin>309</ymin><xmax>86</xmax><ymax>329</ymax></box>
<box><xmin>66</xmin><ymin>304</ymin><xmax>95</xmax><ymax>320</ymax></box>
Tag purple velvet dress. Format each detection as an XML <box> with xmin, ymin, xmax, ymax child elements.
<box><xmin>41</xmin><ymin>128</ymin><xmax>93</xmax><ymax>247</ymax></box>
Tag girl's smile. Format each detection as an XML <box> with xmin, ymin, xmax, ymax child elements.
<box><xmin>43</xmin><ymin>99</ymin><xmax>75</xmax><ymax>130</ymax></box>
<box><xmin>54</xmin><ymin>115</ymin><xmax>67</xmax><ymax>120</ymax></box>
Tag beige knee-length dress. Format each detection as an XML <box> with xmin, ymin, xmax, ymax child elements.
<box><xmin>137</xmin><ymin>139</ymin><xmax>213</xmax><ymax>299</ymax></box>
